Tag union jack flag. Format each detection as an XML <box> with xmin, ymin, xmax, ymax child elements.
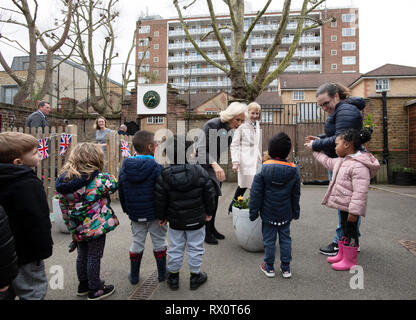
<box><xmin>59</xmin><ymin>133</ymin><xmax>72</xmax><ymax>155</ymax></box>
<box><xmin>38</xmin><ymin>138</ymin><xmax>49</xmax><ymax>160</ymax></box>
<box><xmin>120</xmin><ymin>139</ymin><xmax>131</xmax><ymax>158</ymax></box>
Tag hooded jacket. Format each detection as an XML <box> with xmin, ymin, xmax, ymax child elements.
<box><xmin>0</xmin><ymin>205</ymin><xmax>18</xmax><ymax>287</ymax></box>
<box><xmin>154</xmin><ymin>164</ymin><xmax>216</xmax><ymax>230</ymax></box>
<box><xmin>313</xmin><ymin>97</ymin><xmax>366</xmax><ymax>158</ymax></box>
<box><xmin>0</xmin><ymin>164</ymin><xmax>53</xmax><ymax>265</ymax></box>
<box><xmin>313</xmin><ymin>151</ymin><xmax>380</xmax><ymax>216</ymax></box>
<box><xmin>55</xmin><ymin>171</ymin><xmax>119</xmax><ymax>243</ymax></box>
<box><xmin>118</xmin><ymin>156</ymin><xmax>162</xmax><ymax>222</ymax></box>
<box><xmin>249</xmin><ymin>160</ymin><xmax>301</xmax><ymax>226</ymax></box>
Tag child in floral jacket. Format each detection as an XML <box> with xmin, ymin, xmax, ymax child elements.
<box><xmin>55</xmin><ymin>143</ymin><xmax>119</xmax><ymax>300</ymax></box>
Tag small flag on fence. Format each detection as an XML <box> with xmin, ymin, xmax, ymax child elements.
<box><xmin>38</xmin><ymin>138</ymin><xmax>49</xmax><ymax>160</ymax></box>
<box><xmin>120</xmin><ymin>139</ymin><xmax>131</xmax><ymax>158</ymax></box>
<box><xmin>59</xmin><ymin>133</ymin><xmax>72</xmax><ymax>155</ymax></box>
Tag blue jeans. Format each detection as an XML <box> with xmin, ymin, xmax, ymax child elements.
<box><xmin>328</xmin><ymin>170</ymin><xmax>361</xmax><ymax>243</ymax></box>
<box><xmin>262</xmin><ymin>222</ymin><xmax>291</xmax><ymax>268</ymax></box>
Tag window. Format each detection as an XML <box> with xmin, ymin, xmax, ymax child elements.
<box><xmin>342</xmin><ymin>56</ymin><xmax>356</xmax><ymax>65</ymax></box>
<box><xmin>376</xmin><ymin>79</ymin><xmax>390</xmax><ymax>92</ymax></box>
<box><xmin>342</xmin><ymin>13</ymin><xmax>356</xmax><ymax>23</ymax></box>
<box><xmin>147</xmin><ymin>116</ymin><xmax>164</xmax><ymax>124</ymax></box>
<box><xmin>153</xmin><ymin>57</ymin><xmax>159</xmax><ymax>63</ymax></box>
<box><xmin>1</xmin><ymin>85</ymin><xmax>18</xmax><ymax>104</ymax></box>
<box><xmin>342</xmin><ymin>42</ymin><xmax>356</xmax><ymax>51</ymax></box>
<box><xmin>331</xmin><ymin>49</ymin><xmax>337</xmax><ymax>55</ymax></box>
<box><xmin>331</xmin><ymin>21</ymin><xmax>337</xmax><ymax>27</ymax></box>
<box><xmin>138</xmin><ymin>51</ymin><xmax>150</xmax><ymax>59</ymax></box>
<box><xmin>139</xmin><ymin>64</ymin><xmax>150</xmax><ymax>72</ymax></box>
<box><xmin>261</xmin><ymin>111</ymin><xmax>273</xmax><ymax>123</ymax></box>
<box><xmin>342</xmin><ymin>28</ymin><xmax>356</xmax><ymax>37</ymax></box>
<box><xmin>331</xmin><ymin>35</ymin><xmax>337</xmax><ymax>41</ymax></box>
<box><xmin>138</xmin><ymin>38</ymin><xmax>149</xmax><ymax>46</ymax></box>
<box><xmin>154</xmin><ymin>31</ymin><xmax>159</xmax><ymax>37</ymax></box>
<box><xmin>293</xmin><ymin>90</ymin><xmax>304</xmax><ymax>101</ymax></box>
<box><xmin>297</xmin><ymin>103</ymin><xmax>319</xmax><ymax>122</ymax></box>
<box><xmin>206</xmin><ymin>111</ymin><xmax>218</xmax><ymax>115</ymax></box>
<box><xmin>331</xmin><ymin>64</ymin><xmax>338</xmax><ymax>70</ymax></box>
<box><xmin>139</xmin><ymin>25</ymin><xmax>150</xmax><ymax>34</ymax></box>
<box><xmin>154</xmin><ymin>44</ymin><xmax>159</xmax><ymax>50</ymax></box>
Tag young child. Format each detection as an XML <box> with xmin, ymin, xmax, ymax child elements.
<box><xmin>250</xmin><ymin>132</ymin><xmax>300</xmax><ymax>279</ymax></box>
<box><xmin>55</xmin><ymin>142</ymin><xmax>119</xmax><ymax>300</ymax></box>
<box><xmin>154</xmin><ymin>136</ymin><xmax>216</xmax><ymax>290</ymax></box>
<box><xmin>310</xmin><ymin>128</ymin><xmax>379</xmax><ymax>271</ymax></box>
<box><xmin>118</xmin><ymin>130</ymin><xmax>167</xmax><ymax>285</ymax></box>
<box><xmin>0</xmin><ymin>132</ymin><xmax>53</xmax><ymax>300</ymax></box>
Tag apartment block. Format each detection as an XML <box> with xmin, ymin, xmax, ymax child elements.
<box><xmin>136</xmin><ymin>6</ymin><xmax>359</xmax><ymax>94</ymax></box>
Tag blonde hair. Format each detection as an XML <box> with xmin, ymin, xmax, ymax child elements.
<box><xmin>60</xmin><ymin>143</ymin><xmax>104</xmax><ymax>181</ymax></box>
<box><xmin>247</xmin><ymin>102</ymin><xmax>261</xmax><ymax>118</ymax></box>
<box><xmin>94</xmin><ymin>116</ymin><xmax>107</xmax><ymax>129</ymax></box>
<box><xmin>0</xmin><ymin>132</ymin><xmax>38</xmax><ymax>164</ymax></box>
<box><xmin>219</xmin><ymin>102</ymin><xmax>248</xmax><ymax>123</ymax></box>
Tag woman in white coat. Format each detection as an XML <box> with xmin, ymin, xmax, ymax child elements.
<box><xmin>229</xmin><ymin>102</ymin><xmax>262</xmax><ymax>213</ymax></box>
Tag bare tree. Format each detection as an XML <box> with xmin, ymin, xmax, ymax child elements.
<box><xmin>0</xmin><ymin>0</ymin><xmax>73</xmax><ymax>106</ymax></box>
<box><xmin>62</xmin><ymin>0</ymin><xmax>151</xmax><ymax>115</ymax></box>
<box><xmin>174</xmin><ymin>0</ymin><xmax>334</xmax><ymax>102</ymax></box>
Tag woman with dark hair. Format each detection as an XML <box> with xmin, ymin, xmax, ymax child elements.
<box><xmin>304</xmin><ymin>82</ymin><xmax>366</xmax><ymax>256</ymax></box>
<box><xmin>196</xmin><ymin>102</ymin><xmax>247</xmax><ymax>245</ymax></box>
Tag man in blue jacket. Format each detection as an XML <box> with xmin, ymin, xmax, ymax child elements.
<box><xmin>118</xmin><ymin>130</ymin><xmax>167</xmax><ymax>285</ymax></box>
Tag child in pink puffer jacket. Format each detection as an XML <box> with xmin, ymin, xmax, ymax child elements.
<box><xmin>311</xmin><ymin>128</ymin><xmax>380</xmax><ymax>271</ymax></box>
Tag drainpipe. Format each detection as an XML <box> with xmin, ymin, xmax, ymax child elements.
<box><xmin>381</xmin><ymin>91</ymin><xmax>389</xmax><ymax>169</ymax></box>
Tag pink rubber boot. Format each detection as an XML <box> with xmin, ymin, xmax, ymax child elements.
<box><xmin>327</xmin><ymin>240</ymin><xmax>345</xmax><ymax>264</ymax></box>
<box><xmin>331</xmin><ymin>244</ymin><xmax>358</xmax><ymax>271</ymax></box>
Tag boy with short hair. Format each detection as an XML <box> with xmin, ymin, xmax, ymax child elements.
<box><xmin>0</xmin><ymin>132</ymin><xmax>53</xmax><ymax>300</ymax></box>
<box><xmin>154</xmin><ymin>136</ymin><xmax>216</xmax><ymax>291</ymax></box>
<box><xmin>118</xmin><ymin>130</ymin><xmax>167</xmax><ymax>284</ymax></box>
<box><xmin>250</xmin><ymin>132</ymin><xmax>300</xmax><ymax>279</ymax></box>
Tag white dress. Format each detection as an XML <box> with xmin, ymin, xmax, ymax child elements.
<box><xmin>230</xmin><ymin>121</ymin><xmax>262</xmax><ymax>188</ymax></box>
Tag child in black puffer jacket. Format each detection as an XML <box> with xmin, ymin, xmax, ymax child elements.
<box><xmin>154</xmin><ymin>136</ymin><xmax>216</xmax><ymax>291</ymax></box>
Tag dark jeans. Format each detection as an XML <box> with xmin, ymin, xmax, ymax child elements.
<box><xmin>340</xmin><ymin>211</ymin><xmax>359</xmax><ymax>246</ymax></box>
<box><xmin>228</xmin><ymin>186</ymin><xmax>247</xmax><ymax>212</ymax></box>
<box><xmin>262</xmin><ymin>222</ymin><xmax>292</xmax><ymax>268</ymax></box>
<box><xmin>76</xmin><ymin>235</ymin><xmax>106</xmax><ymax>291</ymax></box>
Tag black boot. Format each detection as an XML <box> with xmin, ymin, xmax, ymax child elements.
<box><xmin>211</xmin><ymin>217</ymin><xmax>225</xmax><ymax>240</ymax></box>
<box><xmin>167</xmin><ymin>271</ymin><xmax>179</xmax><ymax>290</ymax></box>
<box><xmin>128</xmin><ymin>251</ymin><xmax>143</xmax><ymax>285</ymax></box>
<box><xmin>154</xmin><ymin>249</ymin><xmax>167</xmax><ymax>282</ymax></box>
<box><xmin>190</xmin><ymin>272</ymin><xmax>207</xmax><ymax>290</ymax></box>
<box><xmin>205</xmin><ymin>222</ymin><xmax>218</xmax><ymax>245</ymax></box>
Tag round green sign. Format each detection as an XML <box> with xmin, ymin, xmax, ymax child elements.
<box><xmin>143</xmin><ymin>90</ymin><xmax>160</xmax><ymax>109</ymax></box>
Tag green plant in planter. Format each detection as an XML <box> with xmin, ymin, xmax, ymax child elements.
<box><xmin>364</xmin><ymin>114</ymin><xmax>374</xmax><ymax>133</ymax></box>
<box><xmin>391</xmin><ymin>164</ymin><xmax>414</xmax><ymax>173</ymax></box>
<box><xmin>233</xmin><ymin>196</ymin><xmax>250</xmax><ymax>209</ymax></box>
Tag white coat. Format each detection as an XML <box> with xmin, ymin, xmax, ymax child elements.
<box><xmin>230</xmin><ymin>121</ymin><xmax>262</xmax><ymax>188</ymax></box>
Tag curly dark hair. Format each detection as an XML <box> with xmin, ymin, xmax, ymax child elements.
<box><xmin>337</xmin><ymin>128</ymin><xmax>372</xmax><ymax>150</ymax></box>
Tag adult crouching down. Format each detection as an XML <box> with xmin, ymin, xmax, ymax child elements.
<box><xmin>196</xmin><ymin>102</ymin><xmax>247</xmax><ymax>245</ymax></box>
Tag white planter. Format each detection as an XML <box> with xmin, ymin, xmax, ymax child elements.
<box><xmin>232</xmin><ymin>206</ymin><xmax>264</xmax><ymax>252</ymax></box>
<box><xmin>52</xmin><ymin>198</ymin><xmax>70</xmax><ymax>234</ymax></box>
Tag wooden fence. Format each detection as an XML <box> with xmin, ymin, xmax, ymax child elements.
<box><xmin>1</xmin><ymin>125</ymin><xmax>78</xmax><ymax>208</ymax></box>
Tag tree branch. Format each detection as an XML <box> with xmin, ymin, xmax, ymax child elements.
<box><xmin>241</xmin><ymin>0</ymin><xmax>272</xmax><ymax>50</ymax></box>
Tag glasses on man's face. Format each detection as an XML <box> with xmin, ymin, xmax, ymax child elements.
<box><xmin>319</xmin><ymin>100</ymin><xmax>331</xmax><ymax>108</ymax></box>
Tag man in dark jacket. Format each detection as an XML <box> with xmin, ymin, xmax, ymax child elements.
<box><xmin>118</xmin><ymin>130</ymin><xmax>166</xmax><ymax>285</ymax></box>
<box><xmin>154</xmin><ymin>136</ymin><xmax>216</xmax><ymax>291</ymax></box>
<box><xmin>0</xmin><ymin>205</ymin><xmax>18</xmax><ymax>300</ymax></box>
<box><xmin>250</xmin><ymin>132</ymin><xmax>300</xmax><ymax>279</ymax></box>
<box><xmin>25</xmin><ymin>101</ymin><xmax>50</xmax><ymax>130</ymax></box>
<box><xmin>304</xmin><ymin>82</ymin><xmax>364</xmax><ymax>256</ymax></box>
<box><xmin>0</xmin><ymin>132</ymin><xmax>53</xmax><ymax>300</ymax></box>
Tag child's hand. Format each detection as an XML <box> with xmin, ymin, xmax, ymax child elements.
<box><xmin>347</xmin><ymin>214</ymin><xmax>358</xmax><ymax>222</ymax></box>
<box><xmin>232</xmin><ymin>163</ymin><xmax>239</xmax><ymax>172</ymax></box>
<box><xmin>304</xmin><ymin>141</ymin><xmax>313</xmax><ymax>151</ymax></box>
<box><xmin>159</xmin><ymin>219</ymin><xmax>167</xmax><ymax>226</ymax></box>
<box><xmin>205</xmin><ymin>215</ymin><xmax>212</xmax><ymax>222</ymax></box>
<box><xmin>0</xmin><ymin>286</ymin><xmax>9</xmax><ymax>293</ymax></box>
<box><xmin>305</xmin><ymin>135</ymin><xmax>319</xmax><ymax>143</ymax></box>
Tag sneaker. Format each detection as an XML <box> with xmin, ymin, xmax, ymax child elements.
<box><xmin>280</xmin><ymin>264</ymin><xmax>292</xmax><ymax>279</ymax></box>
<box><xmin>167</xmin><ymin>272</ymin><xmax>179</xmax><ymax>291</ymax></box>
<box><xmin>77</xmin><ymin>281</ymin><xmax>89</xmax><ymax>297</ymax></box>
<box><xmin>190</xmin><ymin>272</ymin><xmax>208</xmax><ymax>290</ymax></box>
<box><xmin>87</xmin><ymin>284</ymin><xmax>115</xmax><ymax>300</ymax></box>
<box><xmin>261</xmin><ymin>262</ymin><xmax>275</xmax><ymax>278</ymax></box>
<box><xmin>319</xmin><ymin>242</ymin><xmax>338</xmax><ymax>256</ymax></box>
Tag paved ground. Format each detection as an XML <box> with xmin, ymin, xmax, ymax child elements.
<box><xmin>44</xmin><ymin>183</ymin><xmax>416</xmax><ymax>300</ymax></box>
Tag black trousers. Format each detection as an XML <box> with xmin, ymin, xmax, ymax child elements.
<box><xmin>340</xmin><ymin>211</ymin><xmax>359</xmax><ymax>246</ymax></box>
<box><xmin>228</xmin><ymin>186</ymin><xmax>247</xmax><ymax>212</ymax></box>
